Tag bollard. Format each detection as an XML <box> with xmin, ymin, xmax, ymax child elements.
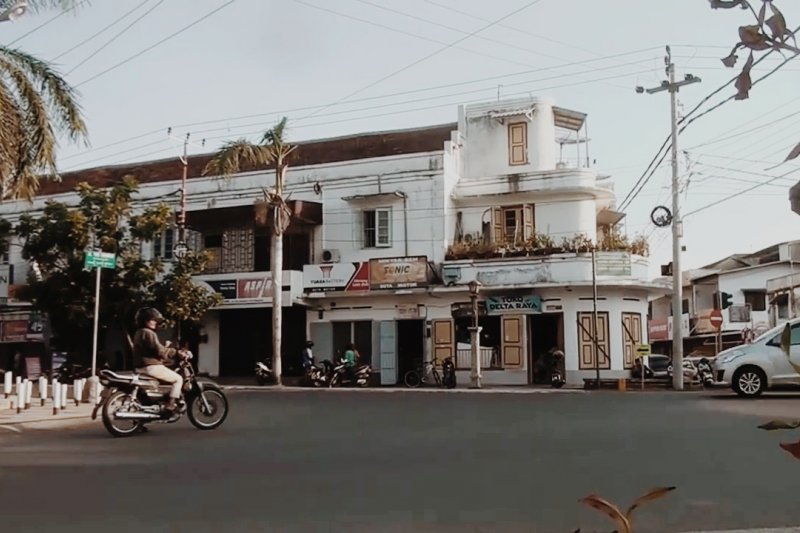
<box><xmin>39</xmin><ymin>376</ymin><xmax>47</xmax><ymax>406</ymax></box>
<box><xmin>14</xmin><ymin>376</ymin><xmax>20</xmax><ymax>396</ymax></box>
<box><xmin>4</xmin><ymin>371</ymin><xmax>11</xmax><ymax>399</ymax></box>
<box><xmin>16</xmin><ymin>380</ymin><xmax>23</xmax><ymax>414</ymax></box>
<box><xmin>74</xmin><ymin>379</ymin><xmax>82</xmax><ymax>406</ymax></box>
<box><xmin>52</xmin><ymin>380</ymin><xmax>60</xmax><ymax>415</ymax></box>
<box><xmin>60</xmin><ymin>382</ymin><xmax>68</xmax><ymax>411</ymax></box>
<box><xmin>25</xmin><ymin>379</ymin><xmax>32</xmax><ymax>409</ymax></box>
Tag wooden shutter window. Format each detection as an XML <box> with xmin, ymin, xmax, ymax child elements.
<box><xmin>491</xmin><ymin>207</ymin><xmax>504</xmax><ymax>244</ymax></box>
<box><xmin>523</xmin><ymin>204</ymin><xmax>534</xmax><ymax>241</ymax></box>
<box><xmin>578</xmin><ymin>312</ymin><xmax>611</xmax><ymax>370</ymax></box>
<box><xmin>508</xmin><ymin>122</ymin><xmax>528</xmax><ymax>166</ymax></box>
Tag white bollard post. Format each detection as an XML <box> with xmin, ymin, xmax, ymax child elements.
<box><xmin>73</xmin><ymin>379</ymin><xmax>81</xmax><ymax>406</ymax></box>
<box><xmin>16</xmin><ymin>380</ymin><xmax>24</xmax><ymax>414</ymax></box>
<box><xmin>52</xmin><ymin>380</ymin><xmax>60</xmax><ymax>415</ymax></box>
<box><xmin>39</xmin><ymin>376</ymin><xmax>47</xmax><ymax>406</ymax></box>
<box><xmin>14</xmin><ymin>376</ymin><xmax>20</xmax><ymax>396</ymax></box>
<box><xmin>25</xmin><ymin>379</ymin><xmax>32</xmax><ymax>409</ymax></box>
<box><xmin>60</xmin><ymin>382</ymin><xmax>68</xmax><ymax>411</ymax></box>
<box><xmin>4</xmin><ymin>371</ymin><xmax>11</xmax><ymax>399</ymax></box>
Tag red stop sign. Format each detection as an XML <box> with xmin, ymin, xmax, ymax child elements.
<box><xmin>709</xmin><ymin>309</ymin><xmax>723</xmax><ymax>330</ymax></box>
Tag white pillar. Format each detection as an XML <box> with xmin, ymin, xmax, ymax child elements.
<box><xmin>16</xmin><ymin>380</ymin><xmax>24</xmax><ymax>414</ymax></box>
<box><xmin>39</xmin><ymin>376</ymin><xmax>47</xmax><ymax>406</ymax></box>
<box><xmin>52</xmin><ymin>380</ymin><xmax>60</xmax><ymax>415</ymax></box>
<box><xmin>469</xmin><ymin>326</ymin><xmax>483</xmax><ymax>388</ymax></box>
<box><xmin>60</xmin><ymin>382</ymin><xmax>68</xmax><ymax>410</ymax></box>
<box><xmin>25</xmin><ymin>379</ymin><xmax>32</xmax><ymax>409</ymax></box>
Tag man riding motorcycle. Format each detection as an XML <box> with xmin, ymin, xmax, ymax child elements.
<box><xmin>132</xmin><ymin>307</ymin><xmax>188</xmax><ymax>414</ymax></box>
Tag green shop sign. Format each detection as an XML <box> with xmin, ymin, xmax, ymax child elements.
<box><xmin>485</xmin><ymin>295</ymin><xmax>542</xmax><ymax>315</ymax></box>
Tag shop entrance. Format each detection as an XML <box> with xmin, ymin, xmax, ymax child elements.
<box><xmin>397</xmin><ymin>319</ymin><xmax>424</xmax><ymax>383</ymax></box>
<box><xmin>528</xmin><ymin>313</ymin><xmax>564</xmax><ymax>384</ymax></box>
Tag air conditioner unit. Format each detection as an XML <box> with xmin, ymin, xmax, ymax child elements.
<box><xmin>321</xmin><ymin>249</ymin><xmax>341</xmax><ymax>263</ymax></box>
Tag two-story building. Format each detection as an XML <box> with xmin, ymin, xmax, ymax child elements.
<box><xmin>0</xmin><ymin>96</ymin><xmax>666</xmax><ymax>386</ymax></box>
<box><xmin>649</xmin><ymin>241</ymin><xmax>800</xmax><ymax>357</ymax></box>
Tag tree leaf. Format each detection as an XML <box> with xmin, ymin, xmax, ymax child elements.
<box><xmin>721</xmin><ymin>53</ymin><xmax>738</xmax><ymax>67</ymax></box>
<box><xmin>758</xmin><ymin>420</ymin><xmax>800</xmax><ymax>431</ymax></box>
<box><xmin>579</xmin><ymin>494</ymin><xmax>631</xmax><ymax>533</ymax></box>
<box><xmin>734</xmin><ymin>51</ymin><xmax>755</xmax><ymax>100</ymax></box>
<box><xmin>784</xmin><ymin>141</ymin><xmax>800</xmax><ymax>162</ymax></box>
<box><xmin>779</xmin><ymin>440</ymin><xmax>800</xmax><ymax>461</ymax></box>
<box><xmin>625</xmin><ymin>486</ymin><xmax>676</xmax><ymax>519</ymax></box>
<box><xmin>709</xmin><ymin>0</ymin><xmax>748</xmax><ymax>9</ymax></box>
<box><xmin>758</xmin><ymin>1</ymin><xmax>767</xmax><ymax>27</ymax></box>
<box><xmin>739</xmin><ymin>25</ymin><xmax>771</xmax><ymax>50</ymax></box>
<box><xmin>767</xmin><ymin>2</ymin><xmax>788</xmax><ymax>42</ymax></box>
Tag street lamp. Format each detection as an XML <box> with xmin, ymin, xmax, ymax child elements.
<box><xmin>0</xmin><ymin>1</ymin><xmax>27</xmax><ymax>22</ymax></box>
<box><xmin>468</xmin><ymin>279</ymin><xmax>482</xmax><ymax>389</ymax></box>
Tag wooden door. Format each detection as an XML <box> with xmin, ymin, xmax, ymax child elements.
<box><xmin>502</xmin><ymin>315</ymin><xmax>524</xmax><ymax>368</ymax></box>
<box><xmin>621</xmin><ymin>312</ymin><xmax>642</xmax><ymax>369</ymax></box>
<box><xmin>578</xmin><ymin>312</ymin><xmax>610</xmax><ymax>370</ymax></box>
<box><xmin>432</xmin><ymin>319</ymin><xmax>454</xmax><ymax>366</ymax></box>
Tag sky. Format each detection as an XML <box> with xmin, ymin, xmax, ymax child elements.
<box><xmin>5</xmin><ymin>0</ymin><xmax>800</xmax><ymax>279</ymax></box>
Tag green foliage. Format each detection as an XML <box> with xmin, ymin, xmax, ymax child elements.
<box><xmin>10</xmin><ymin>178</ymin><xmax>218</xmax><ymax>363</ymax></box>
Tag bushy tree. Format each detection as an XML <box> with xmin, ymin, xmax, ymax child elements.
<box><xmin>13</xmin><ymin>177</ymin><xmax>221</xmax><ymax>365</ymax></box>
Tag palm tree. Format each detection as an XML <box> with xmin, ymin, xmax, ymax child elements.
<box><xmin>203</xmin><ymin>117</ymin><xmax>296</xmax><ymax>385</ymax></box>
<box><xmin>0</xmin><ymin>0</ymin><xmax>88</xmax><ymax>201</ymax></box>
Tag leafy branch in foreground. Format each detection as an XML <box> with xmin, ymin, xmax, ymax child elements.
<box><xmin>573</xmin><ymin>486</ymin><xmax>675</xmax><ymax>533</ymax></box>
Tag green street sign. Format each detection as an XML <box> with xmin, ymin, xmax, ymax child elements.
<box><xmin>84</xmin><ymin>251</ymin><xmax>116</xmax><ymax>270</ymax></box>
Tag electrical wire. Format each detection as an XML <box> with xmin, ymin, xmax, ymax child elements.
<box><xmin>67</xmin><ymin>0</ymin><xmax>165</xmax><ymax>76</ymax></box>
<box><xmin>6</xmin><ymin>0</ymin><xmax>85</xmax><ymax>46</ymax></box>
<box><xmin>293</xmin><ymin>0</ymin><xmax>546</xmax><ymax>123</ymax></box>
<box><xmin>50</xmin><ymin>0</ymin><xmax>150</xmax><ymax>62</ymax></box>
<box><xmin>74</xmin><ymin>0</ymin><xmax>236</xmax><ymax>88</ymax></box>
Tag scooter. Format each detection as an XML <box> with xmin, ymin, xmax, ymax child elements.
<box><xmin>696</xmin><ymin>358</ymin><xmax>715</xmax><ymax>387</ymax></box>
<box><xmin>329</xmin><ymin>359</ymin><xmax>371</xmax><ymax>388</ymax></box>
<box><xmin>255</xmin><ymin>359</ymin><xmax>273</xmax><ymax>386</ymax></box>
<box><xmin>305</xmin><ymin>359</ymin><xmax>334</xmax><ymax>387</ymax></box>
<box><xmin>550</xmin><ymin>350</ymin><xmax>566</xmax><ymax>389</ymax></box>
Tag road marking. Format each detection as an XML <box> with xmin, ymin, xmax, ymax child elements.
<box><xmin>0</xmin><ymin>424</ymin><xmax>22</xmax><ymax>433</ymax></box>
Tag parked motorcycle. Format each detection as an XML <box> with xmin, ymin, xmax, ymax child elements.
<box><xmin>54</xmin><ymin>359</ymin><xmax>92</xmax><ymax>384</ymax></box>
<box><xmin>695</xmin><ymin>358</ymin><xmax>715</xmax><ymax>387</ymax></box>
<box><xmin>550</xmin><ymin>349</ymin><xmax>565</xmax><ymax>389</ymax></box>
<box><xmin>93</xmin><ymin>352</ymin><xmax>228</xmax><ymax>438</ymax></box>
<box><xmin>255</xmin><ymin>359</ymin><xmax>273</xmax><ymax>386</ymax></box>
<box><xmin>329</xmin><ymin>359</ymin><xmax>371</xmax><ymax>388</ymax></box>
<box><xmin>441</xmin><ymin>356</ymin><xmax>457</xmax><ymax>389</ymax></box>
<box><xmin>306</xmin><ymin>359</ymin><xmax>333</xmax><ymax>387</ymax></box>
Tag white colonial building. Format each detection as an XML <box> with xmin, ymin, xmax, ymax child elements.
<box><xmin>0</xmin><ymin>96</ymin><xmax>667</xmax><ymax>386</ymax></box>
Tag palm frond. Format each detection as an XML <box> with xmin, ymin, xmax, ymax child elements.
<box><xmin>202</xmin><ymin>139</ymin><xmax>273</xmax><ymax>180</ymax></box>
<box><xmin>261</xmin><ymin>116</ymin><xmax>289</xmax><ymax>147</ymax></box>
<box><xmin>2</xmin><ymin>0</ymin><xmax>86</xmax><ymax>14</ymax></box>
<box><xmin>2</xmin><ymin>47</ymin><xmax>87</xmax><ymax>143</ymax></box>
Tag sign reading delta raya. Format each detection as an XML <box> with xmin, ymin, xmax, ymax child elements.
<box><xmin>486</xmin><ymin>295</ymin><xmax>542</xmax><ymax>315</ymax></box>
<box><xmin>369</xmin><ymin>256</ymin><xmax>429</xmax><ymax>290</ymax></box>
<box><xmin>303</xmin><ymin>262</ymin><xmax>369</xmax><ymax>293</ymax></box>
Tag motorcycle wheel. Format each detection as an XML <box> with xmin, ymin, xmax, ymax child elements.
<box><xmin>187</xmin><ymin>385</ymin><xmax>229</xmax><ymax>430</ymax></box>
<box><xmin>256</xmin><ymin>374</ymin><xmax>267</xmax><ymax>386</ymax></box>
<box><xmin>101</xmin><ymin>391</ymin><xmax>143</xmax><ymax>438</ymax></box>
<box><xmin>551</xmin><ymin>375</ymin><xmax>565</xmax><ymax>389</ymax></box>
<box><xmin>403</xmin><ymin>370</ymin><xmax>421</xmax><ymax>388</ymax></box>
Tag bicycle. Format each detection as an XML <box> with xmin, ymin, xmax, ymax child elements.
<box><xmin>403</xmin><ymin>357</ymin><xmax>455</xmax><ymax>388</ymax></box>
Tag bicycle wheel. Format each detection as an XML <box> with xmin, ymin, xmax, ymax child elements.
<box><xmin>404</xmin><ymin>370</ymin><xmax>422</xmax><ymax>388</ymax></box>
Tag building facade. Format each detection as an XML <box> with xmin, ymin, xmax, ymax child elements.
<box><xmin>0</xmin><ymin>96</ymin><xmax>666</xmax><ymax>385</ymax></box>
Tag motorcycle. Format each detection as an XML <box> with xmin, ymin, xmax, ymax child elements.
<box><xmin>695</xmin><ymin>358</ymin><xmax>715</xmax><ymax>387</ymax></box>
<box><xmin>329</xmin><ymin>358</ymin><xmax>372</xmax><ymax>388</ymax></box>
<box><xmin>54</xmin><ymin>359</ymin><xmax>92</xmax><ymax>384</ymax></box>
<box><xmin>255</xmin><ymin>359</ymin><xmax>273</xmax><ymax>386</ymax></box>
<box><xmin>441</xmin><ymin>356</ymin><xmax>456</xmax><ymax>389</ymax></box>
<box><xmin>305</xmin><ymin>359</ymin><xmax>333</xmax><ymax>387</ymax></box>
<box><xmin>93</xmin><ymin>352</ymin><xmax>228</xmax><ymax>438</ymax></box>
<box><xmin>550</xmin><ymin>349</ymin><xmax>565</xmax><ymax>389</ymax></box>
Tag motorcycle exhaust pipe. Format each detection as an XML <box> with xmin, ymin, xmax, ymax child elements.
<box><xmin>114</xmin><ymin>411</ymin><xmax>161</xmax><ymax>421</ymax></box>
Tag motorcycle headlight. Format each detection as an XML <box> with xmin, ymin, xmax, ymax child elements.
<box><xmin>718</xmin><ymin>350</ymin><xmax>745</xmax><ymax>365</ymax></box>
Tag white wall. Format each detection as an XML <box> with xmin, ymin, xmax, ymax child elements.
<box><xmin>459</xmin><ymin>97</ymin><xmax>557</xmax><ymax>179</ymax></box>
<box><xmin>199</xmin><ymin>312</ymin><xmax>220</xmax><ymax>376</ymax></box>
<box><xmin>719</xmin><ymin>263</ymin><xmax>795</xmax><ymax>329</ymax></box>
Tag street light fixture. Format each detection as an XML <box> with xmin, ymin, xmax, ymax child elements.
<box><xmin>468</xmin><ymin>280</ymin><xmax>482</xmax><ymax>388</ymax></box>
<box><xmin>0</xmin><ymin>1</ymin><xmax>27</xmax><ymax>22</ymax></box>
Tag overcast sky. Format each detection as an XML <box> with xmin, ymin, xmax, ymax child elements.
<box><xmin>6</xmin><ymin>0</ymin><xmax>800</xmax><ymax>277</ymax></box>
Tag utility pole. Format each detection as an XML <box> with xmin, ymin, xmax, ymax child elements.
<box><xmin>636</xmin><ymin>46</ymin><xmax>701</xmax><ymax>391</ymax></box>
<box><xmin>178</xmin><ymin>132</ymin><xmax>190</xmax><ymax>247</ymax></box>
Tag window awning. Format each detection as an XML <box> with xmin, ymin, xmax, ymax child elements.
<box><xmin>596</xmin><ymin>208</ymin><xmax>626</xmax><ymax>226</ymax></box>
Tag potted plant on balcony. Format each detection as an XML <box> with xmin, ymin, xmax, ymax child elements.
<box><xmin>560</xmin><ymin>234</ymin><xmax>594</xmax><ymax>254</ymax></box>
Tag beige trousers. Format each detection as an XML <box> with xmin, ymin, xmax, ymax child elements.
<box><xmin>139</xmin><ymin>364</ymin><xmax>183</xmax><ymax>399</ymax></box>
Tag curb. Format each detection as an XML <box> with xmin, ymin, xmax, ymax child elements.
<box><xmin>220</xmin><ymin>385</ymin><xmax>587</xmax><ymax>394</ymax></box>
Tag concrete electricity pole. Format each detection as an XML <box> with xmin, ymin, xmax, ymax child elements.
<box><xmin>636</xmin><ymin>46</ymin><xmax>700</xmax><ymax>391</ymax></box>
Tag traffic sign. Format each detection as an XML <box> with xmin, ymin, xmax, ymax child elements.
<box><xmin>173</xmin><ymin>241</ymin><xmax>189</xmax><ymax>259</ymax></box>
<box><xmin>84</xmin><ymin>251</ymin><xmax>116</xmax><ymax>270</ymax></box>
<box><xmin>635</xmin><ymin>344</ymin><xmax>651</xmax><ymax>358</ymax></box>
<box><xmin>709</xmin><ymin>309</ymin><xmax>723</xmax><ymax>331</ymax></box>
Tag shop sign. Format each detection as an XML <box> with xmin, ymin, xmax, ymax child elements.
<box><xmin>369</xmin><ymin>256</ymin><xmax>429</xmax><ymax>290</ymax></box>
<box><xmin>206</xmin><ymin>280</ymin><xmax>237</xmax><ymax>300</ymax></box>
<box><xmin>648</xmin><ymin>318</ymin><xmax>669</xmax><ymax>342</ymax></box>
<box><xmin>486</xmin><ymin>295</ymin><xmax>542</xmax><ymax>315</ymax></box>
<box><xmin>303</xmin><ymin>262</ymin><xmax>369</xmax><ymax>293</ymax></box>
<box><xmin>397</xmin><ymin>304</ymin><xmax>422</xmax><ymax>319</ymax></box>
<box><xmin>595</xmin><ymin>252</ymin><xmax>632</xmax><ymax>276</ymax></box>
<box><xmin>237</xmin><ymin>277</ymin><xmax>272</xmax><ymax>299</ymax></box>
<box><xmin>3</xmin><ymin>320</ymin><xmax>27</xmax><ymax>342</ymax></box>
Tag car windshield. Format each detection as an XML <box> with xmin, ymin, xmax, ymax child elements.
<box><xmin>753</xmin><ymin>322</ymin><xmax>794</xmax><ymax>344</ymax></box>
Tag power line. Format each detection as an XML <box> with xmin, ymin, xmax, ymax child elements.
<box><xmin>6</xmin><ymin>0</ymin><xmax>84</xmax><ymax>46</ymax></box>
<box><xmin>50</xmin><ymin>0</ymin><xmax>150</xmax><ymax>62</ymax></box>
<box><xmin>74</xmin><ymin>0</ymin><xmax>236</xmax><ymax>88</ymax></box>
<box><xmin>67</xmin><ymin>0</ymin><xmax>165</xmax><ymax>76</ymax></box>
<box><xmin>293</xmin><ymin>0</ymin><xmax>545</xmax><ymax>123</ymax></box>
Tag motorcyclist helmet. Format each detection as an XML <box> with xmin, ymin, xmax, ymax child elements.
<box><xmin>136</xmin><ymin>307</ymin><xmax>165</xmax><ymax>328</ymax></box>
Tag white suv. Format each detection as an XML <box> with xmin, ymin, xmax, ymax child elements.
<box><xmin>714</xmin><ymin>318</ymin><xmax>800</xmax><ymax>397</ymax></box>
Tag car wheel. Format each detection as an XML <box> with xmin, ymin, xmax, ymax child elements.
<box><xmin>732</xmin><ymin>366</ymin><xmax>766</xmax><ymax>397</ymax></box>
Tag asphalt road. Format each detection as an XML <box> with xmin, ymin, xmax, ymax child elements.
<box><xmin>1</xmin><ymin>389</ymin><xmax>800</xmax><ymax>532</ymax></box>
